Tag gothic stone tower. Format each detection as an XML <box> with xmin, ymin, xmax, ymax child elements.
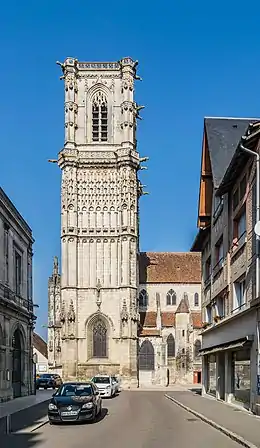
<box><xmin>50</xmin><ymin>57</ymin><xmax>145</xmax><ymax>386</ymax></box>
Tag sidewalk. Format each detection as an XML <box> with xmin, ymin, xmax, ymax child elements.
<box><xmin>0</xmin><ymin>390</ymin><xmax>53</xmax><ymax>418</ymax></box>
<box><xmin>166</xmin><ymin>390</ymin><xmax>260</xmax><ymax>448</ymax></box>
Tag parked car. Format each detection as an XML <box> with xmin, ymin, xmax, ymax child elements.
<box><xmin>111</xmin><ymin>376</ymin><xmax>121</xmax><ymax>393</ymax></box>
<box><xmin>91</xmin><ymin>375</ymin><xmax>117</xmax><ymax>397</ymax></box>
<box><xmin>36</xmin><ymin>374</ymin><xmax>56</xmax><ymax>390</ymax></box>
<box><xmin>48</xmin><ymin>382</ymin><xmax>102</xmax><ymax>424</ymax></box>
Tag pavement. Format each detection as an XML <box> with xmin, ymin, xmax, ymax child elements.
<box><xmin>165</xmin><ymin>390</ymin><xmax>260</xmax><ymax>448</ymax></box>
<box><xmin>0</xmin><ymin>390</ymin><xmax>53</xmax><ymax>435</ymax></box>
<box><xmin>0</xmin><ymin>390</ymin><xmax>53</xmax><ymax>419</ymax></box>
<box><xmin>1</xmin><ymin>391</ymin><xmax>246</xmax><ymax>448</ymax></box>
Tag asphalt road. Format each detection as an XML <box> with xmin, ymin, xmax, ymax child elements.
<box><xmin>4</xmin><ymin>392</ymin><xmax>241</xmax><ymax>448</ymax></box>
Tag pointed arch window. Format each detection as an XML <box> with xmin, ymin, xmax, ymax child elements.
<box><xmin>139</xmin><ymin>289</ymin><xmax>148</xmax><ymax>307</ymax></box>
<box><xmin>167</xmin><ymin>334</ymin><xmax>175</xmax><ymax>358</ymax></box>
<box><xmin>92</xmin><ymin>91</ymin><xmax>108</xmax><ymax>142</ymax></box>
<box><xmin>93</xmin><ymin>319</ymin><xmax>107</xmax><ymax>358</ymax></box>
<box><xmin>166</xmin><ymin>289</ymin><xmax>176</xmax><ymax>306</ymax></box>
<box><xmin>194</xmin><ymin>292</ymin><xmax>199</xmax><ymax>306</ymax></box>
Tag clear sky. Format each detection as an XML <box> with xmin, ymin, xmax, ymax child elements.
<box><xmin>1</xmin><ymin>1</ymin><xmax>260</xmax><ymax>339</ymax></box>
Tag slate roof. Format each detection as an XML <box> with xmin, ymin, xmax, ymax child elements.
<box><xmin>139</xmin><ymin>252</ymin><xmax>201</xmax><ymax>284</ymax></box>
<box><xmin>205</xmin><ymin>117</ymin><xmax>258</xmax><ymax>188</ymax></box>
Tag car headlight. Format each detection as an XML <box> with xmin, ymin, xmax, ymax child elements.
<box><xmin>82</xmin><ymin>402</ymin><xmax>93</xmax><ymax>409</ymax></box>
<box><xmin>106</xmin><ymin>385</ymin><xmax>111</xmax><ymax>390</ymax></box>
<box><xmin>48</xmin><ymin>403</ymin><xmax>57</xmax><ymax>411</ymax></box>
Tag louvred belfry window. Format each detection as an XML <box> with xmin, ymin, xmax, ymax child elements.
<box><xmin>92</xmin><ymin>92</ymin><xmax>108</xmax><ymax>142</ymax></box>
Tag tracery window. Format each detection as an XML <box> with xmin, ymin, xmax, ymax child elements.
<box><xmin>167</xmin><ymin>334</ymin><xmax>175</xmax><ymax>358</ymax></box>
<box><xmin>166</xmin><ymin>289</ymin><xmax>176</xmax><ymax>306</ymax></box>
<box><xmin>93</xmin><ymin>319</ymin><xmax>107</xmax><ymax>358</ymax></box>
<box><xmin>194</xmin><ymin>292</ymin><xmax>199</xmax><ymax>306</ymax></box>
<box><xmin>139</xmin><ymin>289</ymin><xmax>148</xmax><ymax>307</ymax></box>
<box><xmin>92</xmin><ymin>92</ymin><xmax>108</xmax><ymax>142</ymax></box>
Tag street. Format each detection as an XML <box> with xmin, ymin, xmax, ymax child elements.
<box><xmin>5</xmin><ymin>392</ymin><xmax>242</xmax><ymax>448</ymax></box>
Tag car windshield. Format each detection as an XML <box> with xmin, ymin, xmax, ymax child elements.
<box><xmin>92</xmin><ymin>377</ymin><xmax>110</xmax><ymax>384</ymax></box>
<box><xmin>40</xmin><ymin>374</ymin><xmax>52</xmax><ymax>378</ymax></box>
<box><xmin>58</xmin><ymin>384</ymin><xmax>93</xmax><ymax>397</ymax></box>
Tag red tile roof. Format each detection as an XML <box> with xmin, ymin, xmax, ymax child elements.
<box><xmin>139</xmin><ymin>252</ymin><xmax>201</xmax><ymax>284</ymax></box>
<box><xmin>138</xmin><ymin>329</ymin><xmax>160</xmax><ymax>336</ymax></box>
<box><xmin>191</xmin><ymin>312</ymin><xmax>202</xmax><ymax>329</ymax></box>
<box><xmin>139</xmin><ymin>312</ymin><xmax>157</xmax><ymax>327</ymax></box>
<box><xmin>161</xmin><ymin>312</ymin><xmax>175</xmax><ymax>327</ymax></box>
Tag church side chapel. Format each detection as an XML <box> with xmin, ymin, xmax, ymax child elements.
<box><xmin>47</xmin><ymin>57</ymin><xmax>202</xmax><ymax>387</ymax></box>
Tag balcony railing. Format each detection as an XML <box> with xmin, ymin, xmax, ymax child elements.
<box><xmin>0</xmin><ymin>281</ymin><xmax>33</xmax><ymax>312</ymax></box>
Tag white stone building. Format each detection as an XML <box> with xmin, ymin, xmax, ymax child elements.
<box><xmin>0</xmin><ymin>187</ymin><xmax>35</xmax><ymax>401</ymax></box>
<box><xmin>48</xmin><ymin>57</ymin><xmax>202</xmax><ymax>387</ymax></box>
<box><xmin>33</xmin><ymin>333</ymin><xmax>48</xmax><ymax>374</ymax></box>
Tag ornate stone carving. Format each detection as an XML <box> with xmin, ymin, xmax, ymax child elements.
<box><xmin>67</xmin><ymin>301</ymin><xmax>75</xmax><ymax>322</ymax></box>
<box><xmin>121</xmin><ymin>299</ymin><xmax>128</xmax><ymax>323</ymax></box>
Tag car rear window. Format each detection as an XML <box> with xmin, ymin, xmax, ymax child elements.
<box><xmin>92</xmin><ymin>377</ymin><xmax>110</xmax><ymax>384</ymax></box>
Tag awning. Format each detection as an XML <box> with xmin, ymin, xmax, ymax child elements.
<box><xmin>199</xmin><ymin>335</ymin><xmax>254</xmax><ymax>356</ymax></box>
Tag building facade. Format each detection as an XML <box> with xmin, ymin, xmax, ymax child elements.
<box><xmin>191</xmin><ymin>118</ymin><xmax>260</xmax><ymax>413</ymax></box>
<box><xmin>48</xmin><ymin>57</ymin><xmax>202</xmax><ymax>387</ymax></box>
<box><xmin>48</xmin><ymin>57</ymin><xmax>144</xmax><ymax>387</ymax></box>
<box><xmin>33</xmin><ymin>333</ymin><xmax>48</xmax><ymax>375</ymax></box>
<box><xmin>138</xmin><ymin>252</ymin><xmax>202</xmax><ymax>386</ymax></box>
<box><xmin>0</xmin><ymin>187</ymin><xmax>34</xmax><ymax>402</ymax></box>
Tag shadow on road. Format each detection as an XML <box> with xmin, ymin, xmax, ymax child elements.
<box><xmin>0</xmin><ymin>401</ymin><xmax>49</xmax><ymax>435</ymax></box>
<box><xmin>188</xmin><ymin>388</ymin><xmax>202</xmax><ymax>396</ymax></box>
<box><xmin>2</xmin><ymin>432</ymin><xmax>44</xmax><ymax>448</ymax></box>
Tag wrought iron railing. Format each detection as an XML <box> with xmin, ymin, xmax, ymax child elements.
<box><xmin>0</xmin><ymin>281</ymin><xmax>33</xmax><ymax>312</ymax></box>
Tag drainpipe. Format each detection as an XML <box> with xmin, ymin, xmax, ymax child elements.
<box><xmin>240</xmin><ymin>144</ymin><xmax>260</xmax><ymax>300</ymax></box>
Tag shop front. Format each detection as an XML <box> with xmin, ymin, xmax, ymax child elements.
<box><xmin>200</xmin><ymin>309</ymin><xmax>257</xmax><ymax>412</ymax></box>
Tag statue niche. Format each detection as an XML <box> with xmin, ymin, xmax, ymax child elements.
<box><xmin>67</xmin><ymin>300</ymin><xmax>76</xmax><ymax>338</ymax></box>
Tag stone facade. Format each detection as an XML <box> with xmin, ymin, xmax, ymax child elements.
<box><xmin>0</xmin><ymin>187</ymin><xmax>35</xmax><ymax>402</ymax></box>
<box><xmin>192</xmin><ymin>118</ymin><xmax>260</xmax><ymax>413</ymax></box>
<box><xmin>48</xmin><ymin>57</ymin><xmax>202</xmax><ymax>387</ymax></box>
<box><xmin>138</xmin><ymin>252</ymin><xmax>202</xmax><ymax>386</ymax></box>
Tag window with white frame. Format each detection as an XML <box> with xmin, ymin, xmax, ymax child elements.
<box><xmin>216</xmin><ymin>295</ymin><xmax>225</xmax><ymax>318</ymax></box>
<box><xmin>233</xmin><ymin>278</ymin><xmax>246</xmax><ymax>310</ymax></box>
<box><xmin>233</xmin><ymin>206</ymin><xmax>246</xmax><ymax>246</ymax></box>
<box><xmin>206</xmin><ymin>305</ymin><xmax>212</xmax><ymax>323</ymax></box>
<box><xmin>92</xmin><ymin>91</ymin><xmax>108</xmax><ymax>142</ymax></box>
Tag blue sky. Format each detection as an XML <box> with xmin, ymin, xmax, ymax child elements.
<box><xmin>1</xmin><ymin>1</ymin><xmax>260</xmax><ymax>339</ymax></box>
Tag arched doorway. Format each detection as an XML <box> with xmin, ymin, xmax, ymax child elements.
<box><xmin>139</xmin><ymin>340</ymin><xmax>155</xmax><ymax>370</ymax></box>
<box><xmin>138</xmin><ymin>340</ymin><xmax>154</xmax><ymax>386</ymax></box>
<box><xmin>12</xmin><ymin>329</ymin><xmax>23</xmax><ymax>398</ymax></box>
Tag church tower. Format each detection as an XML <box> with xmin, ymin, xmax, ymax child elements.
<box><xmin>50</xmin><ymin>57</ymin><xmax>146</xmax><ymax>386</ymax></box>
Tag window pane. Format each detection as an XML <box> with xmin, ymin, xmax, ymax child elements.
<box><xmin>238</xmin><ymin>212</ymin><xmax>246</xmax><ymax>238</ymax></box>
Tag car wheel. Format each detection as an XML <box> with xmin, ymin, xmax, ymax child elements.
<box><xmin>97</xmin><ymin>403</ymin><xmax>102</xmax><ymax>415</ymax></box>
